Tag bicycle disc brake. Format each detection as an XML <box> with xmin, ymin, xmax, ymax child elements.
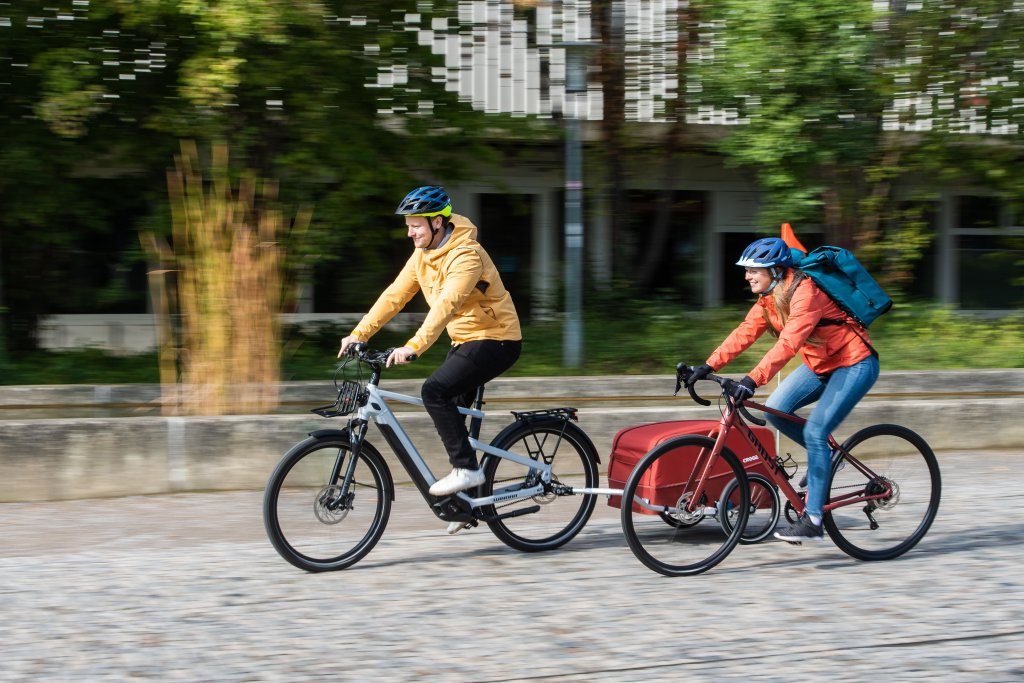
<box><xmin>532</xmin><ymin>488</ymin><xmax>558</xmax><ymax>505</ymax></box>
<box><xmin>867</xmin><ymin>477</ymin><xmax>900</xmax><ymax>511</ymax></box>
<box><xmin>509</xmin><ymin>467</ymin><xmax>557</xmax><ymax>505</ymax></box>
<box><xmin>667</xmin><ymin>491</ymin><xmax>705</xmax><ymax>525</ymax></box>
<box><xmin>314</xmin><ymin>485</ymin><xmax>352</xmax><ymax>524</ymax></box>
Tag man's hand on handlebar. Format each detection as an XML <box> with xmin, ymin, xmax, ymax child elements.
<box><xmin>386</xmin><ymin>346</ymin><xmax>417</xmax><ymax>367</ymax></box>
<box><xmin>338</xmin><ymin>335</ymin><xmax>364</xmax><ymax>358</ymax></box>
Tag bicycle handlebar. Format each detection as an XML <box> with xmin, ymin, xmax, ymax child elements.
<box><xmin>675</xmin><ymin>363</ymin><xmax>767</xmax><ymax>427</ymax></box>
<box><xmin>346</xmin><ymin>342</ymin><xmax>417</xmax><ymax>366</ymax></box>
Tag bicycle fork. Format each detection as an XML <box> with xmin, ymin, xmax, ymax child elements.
<box><xmin>321</xmin><ymin>419</ymin><xmax>371</xmax><ymax>512</ymax></box>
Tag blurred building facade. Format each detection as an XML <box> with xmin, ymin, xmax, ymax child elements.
<box><xmin>36</xmin><ymin>0</ymin><xmax>1024</xmax><ymax>352</ymax></box>
<box><xmin>39</xmin><ymin>138</ymin><xmax>1020</xmax><ymax>353</ymax></box>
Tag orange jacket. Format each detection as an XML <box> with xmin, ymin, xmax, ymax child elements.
<box><xmin>706</xmin><ymin>272</ymin><xmax>874</xmax><ymax>386</ymax></box>
<box><xmin>351</xmin><ymin>214</ymin><xmax>521</xmax><ymax>354</ymax></box>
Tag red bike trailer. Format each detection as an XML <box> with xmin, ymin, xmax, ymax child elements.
<box><xmin>607</xmin><ymin>420</ymin><xmax>779</xmax><ymax>513</ymax></box>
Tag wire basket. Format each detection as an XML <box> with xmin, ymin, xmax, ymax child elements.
<box><xmin>312</xmin><ymin>358</ymin><xmax>367</xmax><ymax>418</ymax></box>
<box><xmin>335</xmin><ymin>379</ymin><xmax>364</xmax><ymax>415</ymax></box>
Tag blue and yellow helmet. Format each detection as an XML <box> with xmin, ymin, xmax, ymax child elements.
<box><xmin>396</xmin><ymin>186</ymin><xmax>452</xmax><ymax>218</ymax></box>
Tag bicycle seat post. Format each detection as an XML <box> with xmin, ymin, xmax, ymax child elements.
<box><xmin>468</xmin><ymin>385</ymin><xmax>486</xmax><ymax>441</ymax></box>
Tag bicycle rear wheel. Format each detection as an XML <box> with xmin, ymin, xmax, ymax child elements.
<box><xmin>720</xmin><ymin>473</ymin><xmax>780</xmax><ymax>544</ymax></box>
<box><xmin>824</xmin><ymin>424</ymin><xmax>940</xmax><ymax>561</ymax></box>
<box><xmin>481</xmin><ymin>420</ymin><xmax>599</xmax><ymax>552</ymax></box>
<box><xmin>620</xmin><ymin>435</ymin><xmax>749</xmax><ymax>576</ymax></box>
<box><xmin>263</xmin><ymin>436</ymin><xmax>392</xmax><ymax>571</ymax></box>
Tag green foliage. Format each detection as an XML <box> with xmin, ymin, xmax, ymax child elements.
<box><xmin>694</xmin><ymin>0</ymin><xmax>1024</xmax><ymax>283</ymax></box>
<box><xmin>2</xmin><ymin>0</ymin><xmax>1024</xmax><ymax>359</ymax></box>
<box><xmin>697</xmin><ymin>0</ymin><xmax>882</xmax><ymax>231</ymax></box>
<box><xmin>1</xmin><ymin>348</ymin><xmax>160</xmax><ymax>385</ymax></box>
<box><xmin>0</xmin><ymin>0</ymin><xmax>484</xmax><ymax>348</ymax></box>
<box><xmin>7</xmin><ymin>305</ymin><xmax>1019</xmax><ymax>386</ymax></box>
<box><xmin>870</xmin><ymin>305</ymin><xmax>1024</xmax><ymax>370</ymax></box>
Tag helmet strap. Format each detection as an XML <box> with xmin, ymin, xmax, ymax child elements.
<box><xmin>761</xmin><ymin>266</ymin><xmax>785</xmax><ymax>296</ymax></box>
<box><xmin>426</xmin><ymin>216</ymin><xmax>450</xmax><ymax>249</ymax></box>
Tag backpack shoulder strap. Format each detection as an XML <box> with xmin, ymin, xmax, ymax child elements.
<box><xmin>816</xmin><ymin>317</ymin><xmax>879</xmax><ymax>358</ymax></box>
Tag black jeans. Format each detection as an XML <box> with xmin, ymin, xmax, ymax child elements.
<box><xmin>421</xmin><ymin>339</ymin><xmax>522</xmax><ymax>470</ymax></box>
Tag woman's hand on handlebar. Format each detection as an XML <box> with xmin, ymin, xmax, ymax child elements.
<box><xmin>723</xmin><ymin>375</ymin><xmax>756</xmax><ymax>402</ymax></box>
<box><xmin>686</xmin><ymin>363</ymin><xmax>714</xmax><ymax>388</ymax></box>
<box><xmin>386</xmin><ymin>346</ymin><xmax>417</xmax><ymax>367</ymax></box>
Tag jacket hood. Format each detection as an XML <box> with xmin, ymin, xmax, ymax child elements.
<box><xmin>420</xmin><ymin>214</ymin><xmax>477</xmax><ymax>262</ymax></box>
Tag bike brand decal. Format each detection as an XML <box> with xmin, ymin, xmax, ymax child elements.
<box><xmin>742</xmin><ymin>427</ymin><xmax>784</xmax><ymax>477</ymax></box>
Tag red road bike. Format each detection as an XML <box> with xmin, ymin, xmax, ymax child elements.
<box><xmin>620</xmin><ymin>364</ymin><xmax>942</xmax><ymax>576</ymax></box>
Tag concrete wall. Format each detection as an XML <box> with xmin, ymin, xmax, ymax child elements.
<box><xmin>1</xmin><ymin>370</ymin><xmax>1021</xmax><ymax>502</ymax></box>
<box><xmin>37</xmin><ymin>312</ymin><xmax>427</xmax><ymax>354</ymax></box>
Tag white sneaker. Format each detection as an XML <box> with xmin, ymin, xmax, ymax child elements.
<box><xmin>429</xmin><ymin>467</ymin><xmax>486</xmax><ymax>496</ymax></box>
<box><xmin>446</xmin><ymin>520</ymin><xmax>473</xmax><ymax>535</ymax></box>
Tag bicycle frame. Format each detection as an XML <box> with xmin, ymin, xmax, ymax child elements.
<box><xmin>686</xmin><ymin>395</ymin><xmax>894</xmax><ymax>517</ymax></box>
<box><xmin>346</xmin><ymin>383</ymin><xmax>619</xmax><ymax>512</ymax></box>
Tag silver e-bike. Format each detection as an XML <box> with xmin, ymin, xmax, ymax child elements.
<box><xmin>263</xmin><ymin>344</ymin><xmax>607</xmax><ymax>572</ymax></box>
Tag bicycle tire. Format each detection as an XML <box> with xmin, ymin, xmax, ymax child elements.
<box><xmin>263</xmin><ymin>435</ymin><xmax>392</xmax><ymax>572</ymax></box>
<box><xmin>481</xmin><ymin>419</ymin><xmax>599</xmax><ymax>552</ymax></box>
<box><xmin>823</xmin><ymin>424</ymin><xmax>940</xmax><ymax>561</ymax></box>
<box><xmin>620</xmin><ymin>435</ymin><xmax>749</xmax><ymax>576</ymax></box>
<box><xmin>720</xmin><ymin>473</ymin><xmax>780</xmax><ymax>544</ymax></box>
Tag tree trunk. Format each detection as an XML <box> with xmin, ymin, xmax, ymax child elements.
<box><xmin>634</xmin><ymin>3</ymin><xmax>696</xmax><ymax>292</ymax></box>
<box><xmin>594</xmin><ymin>0</ymin><xmax>627</xmax><ymax>280</ymax></box>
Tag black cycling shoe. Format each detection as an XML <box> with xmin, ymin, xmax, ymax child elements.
<box><xmin>774</xmin><ymin>516</ymin><xmax>824</xmax><ymax>544</ymax></box>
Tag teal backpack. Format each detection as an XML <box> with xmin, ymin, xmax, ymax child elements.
<box><xmin>794</xmin><ymin>246</ymin><xmax>893</xmax><ymax>329</ymax></box>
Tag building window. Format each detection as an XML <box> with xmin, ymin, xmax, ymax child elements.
<box><xmin>955</xmin><ymin>196</ymin><xmax>1023</xmax><ymax>310</ymax></box>
<box><xmin>478</xmin><ymin>193</ymin><xmax>534</xmax><ymax>317</ymax></box>
<box><xmin>621</xmin><ymin>190</ymin><xmax>706</xmax><ymax>305</ymax></box>
<box><xmin>957</xmin><ymin>234</ymin><xmax>1024</xmax><ymax>309</ymax></box>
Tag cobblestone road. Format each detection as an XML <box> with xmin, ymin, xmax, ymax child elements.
<box><xmin>2</xmin><ymin>451</ymin><xmax>1022</xmax><ymax>682</ymax></box>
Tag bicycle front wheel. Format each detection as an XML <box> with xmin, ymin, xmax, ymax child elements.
<box><xmin>482</xmin><ymin>420</ymin><xmax>599</xmax><ymax>552</ymax></box>
<box><xmin>263</xmin><ymin>436</ymin><xmax>392</xmax><ymax>572</ymax></box>
<box><xmin>621</xmin><ymin>435</ymin><xmax>749</xmax><ymax>576</ymax></box>
<box><xmin>824</xmin><ymin>424</ymin><xmax>940</xmax><ymax>561</ymax></box>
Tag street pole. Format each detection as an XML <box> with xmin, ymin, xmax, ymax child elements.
<box><xmin>561</xmin><ymin>41</ymin><xmax>592</xmax><ymax>369</ymax></box>
<box><xmin>563</xmin><ymin>113</ymin><xmax>583</xmax><ymax>368</ymax></box>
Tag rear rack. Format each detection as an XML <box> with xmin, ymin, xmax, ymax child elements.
<box><xmin>511</xmin><ymin>407</ymin><xmax>578</xmax><ymax>423</ymax></box>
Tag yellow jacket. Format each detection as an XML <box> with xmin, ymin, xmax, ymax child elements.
<box><xmin>351</xmin><ymin>214</ymin><xmax>522</xmax><ymax>354</ymax></box>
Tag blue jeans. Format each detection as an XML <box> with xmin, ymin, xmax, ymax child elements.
<box><xmin>764</xmin><ymin>356</ymin><xmax>880</xmax><ymax>519</ymax></box>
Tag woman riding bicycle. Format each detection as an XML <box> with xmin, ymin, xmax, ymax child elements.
<box><xmin>338</xmin><ymin>186</ymin><xmax>522</xmax><ymax>531</ymax></box>
<box><xmin>687</xmin><ymin>236</ymin><xmax>880</xmax><ymax>543</ymax></box>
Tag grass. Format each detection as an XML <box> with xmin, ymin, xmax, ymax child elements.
<box><xmin>2</xmin><ymin>302</ymin><xmax>1022</xmax><ymax>385</ymax></box>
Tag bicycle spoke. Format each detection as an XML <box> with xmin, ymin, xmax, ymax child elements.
<box><xmin>482</xmin><ymin>422</ymin><xmax>598</xmax><ymax>551</ymax></box>
<box><xmin>621</xmin><ymin>436</ymin><xmax>749</xmax><ymax>576</ymax></box>
<box><xmin>264</xmin><ymin>438</ymin><xmax>391</xmax><ymax>571</ymax></box>
<box><xmin>824</xmin><ymin>425</ymin><xmax>940</xmax><ymax>561</ymax></box>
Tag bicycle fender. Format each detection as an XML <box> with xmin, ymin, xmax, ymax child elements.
<box><xmin>488</xmin><ymin>417</ymin><xmax>601</xmax><ymax>464</ymax></box>
<box><xmin>309</xmin><ymin>428</ymin><xmax>350</xmax><ymax>440</ymax></box>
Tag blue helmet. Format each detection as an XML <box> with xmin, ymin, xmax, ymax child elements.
<box><xmin>736</xmin><ymin>237</ymin><xmax>794</xmax><ymax>269</ymax></box>
<box><xmin>395</xmin><ymin>186</ymin><xmax>452</xmax><ymax>218</ymax></box>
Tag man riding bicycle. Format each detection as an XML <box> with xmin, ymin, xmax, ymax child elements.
<box><xmin>338</xmin><ymin>186</ymin><xmax>522</xmax><ymax>532</ymax></box>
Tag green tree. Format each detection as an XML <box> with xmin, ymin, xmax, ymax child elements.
<box><xmin>695</xmin><ymin>0</ymin><xmax>1024</xmax><ymax>289</ymax></box>
<box><xmin>0</xmin><ymin>0</ymin><xmax>486</xmax><ymax>350</ymax></box>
